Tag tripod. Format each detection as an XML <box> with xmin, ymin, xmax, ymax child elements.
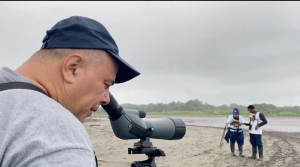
<box><xmin>128</xmin><ymin>137</ymin><xmax>166</xmax><ymax>167</ymax></box>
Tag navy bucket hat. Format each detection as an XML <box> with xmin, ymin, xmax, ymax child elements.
<box><xmin>40</xmin><ymin>16</ymin><xmax>140</xmax><ymax>83</ymax></box>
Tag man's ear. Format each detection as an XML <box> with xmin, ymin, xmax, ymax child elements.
<box><xmin>61</xmin><ymin>54</ymin><xmax>85</xmax><ymax>84</ymax></box>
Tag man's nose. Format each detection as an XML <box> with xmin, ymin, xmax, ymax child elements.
<box><xmin>100</xmin><ymin>90</ymin><xmax>110</xmax><ymax>105</ymax></box>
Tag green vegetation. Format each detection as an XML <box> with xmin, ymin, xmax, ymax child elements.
<box><xmin>95</xmin><ymin>99</ymin><xmax>300</xmax><ymax>116</ymax></box>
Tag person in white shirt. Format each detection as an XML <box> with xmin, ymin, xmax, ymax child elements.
<box><xmin>245</xmin><ymin>105</ymin><xmax>268</xmax><ymax>161</ymax></box>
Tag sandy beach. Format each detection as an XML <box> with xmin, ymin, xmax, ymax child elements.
<box><xmin>84</xmin><ymin>116</ymin><xmax>300</xmax><ymax>167</ymax></box>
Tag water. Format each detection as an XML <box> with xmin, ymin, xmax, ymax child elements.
<box><xmin>100</xmin><ymin>116</ymin><xmax>300</xmax><ymax>132</ymax></box>
<box><xmin>175</xmin><ymin>116</ymin><xmax>300</xmax><ymax>132</ymax></box>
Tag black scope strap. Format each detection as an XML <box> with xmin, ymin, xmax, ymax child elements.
<box><xmin>0</xmin><ymin>81</ymin><xmax>99</xmax><ymax>167</ymax></box>
<box><xmin>0</xmin><ymin>82</ymin><xmax>46</xmax><ymax>95</ymax></box>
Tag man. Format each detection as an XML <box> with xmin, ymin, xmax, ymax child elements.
<box><xmin>246</xmin><ymin>105</ymin><xmax>268</xmax><ymax>161</ymax></box>
<box><xmin>226</xmin><ymin>108</ymin><xmax>245</xmax><ymax>157</ymax></box>
<box><xmin>0</xmin><ymin>16</ymin><xmax>140</xmax><ymax>166</ymax></box>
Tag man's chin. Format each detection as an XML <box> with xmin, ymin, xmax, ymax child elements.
<box><xmin>78</xmin><ymin>111</ymin><xmax>93</xmax><ymax>123</ymax></box>
<box><xmin>86</xmin><ymin>110</ymin><xmax>93</xmax><ymax>117</ymax></box>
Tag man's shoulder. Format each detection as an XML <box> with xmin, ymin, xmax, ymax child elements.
<box><xmin>0</xmin><ymin>89</ymin><xmax>92</xmax><ymax>147</ymax></box>
<box><xmin>258</xmin><ymin>112</ymin><xmax>267</xmax><ymax>119</ymax></box>
<box><xmin>1</xmin><ymin>89</ymin><xmax>72</xmax><ymax>119</ymax></box>
<box><xmin>257</xmin><ymin>111</ymin><xmax>264</xmax><ymax>116</ymax></box>
<box><xmin>0</xmin><ymin>89</ymin><xmax>94</xmax><ymax>166</ymax></box>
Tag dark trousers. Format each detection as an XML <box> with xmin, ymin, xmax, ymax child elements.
<box><xmin>229</xmin><ymin>131</ymin><xmax>244</xmax><ymax>146</ymax></box>
<box><xmin>250</xmin><ymin>133</ymin><xmax>263</xmax><ymax>148</ymax></box>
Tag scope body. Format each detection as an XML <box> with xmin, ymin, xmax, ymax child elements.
<box><xmin>101</xmin><ymin>93</ymin><xmax>186</xmax><ymax>140</ymax></box>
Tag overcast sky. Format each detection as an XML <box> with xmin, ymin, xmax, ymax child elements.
<box><xmin>1</xmin><ymin>1</ymin><xmax>300</xmax><ymax>107</ymax></box>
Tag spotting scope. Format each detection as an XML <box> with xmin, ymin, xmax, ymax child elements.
<box><xmin>101</xmin><ymin>93</ymin><xmax>186</xmax><ymax>140</ymax></box>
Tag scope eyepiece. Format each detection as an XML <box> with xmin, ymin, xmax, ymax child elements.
<box><xmin>101</xmin><ymin>93</ymin><xmax>124</xmax><ymax>121</ymax></box>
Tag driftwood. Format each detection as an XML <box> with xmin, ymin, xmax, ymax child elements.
<box><xmin>97</xmin><ymin>158</ymin><xmax>107</xmax><ymax>162</ymax></box>
<box><xmin>89</xmin><ymin>125</ymin><xmax>101</xmax><ymax>127</ymax></box>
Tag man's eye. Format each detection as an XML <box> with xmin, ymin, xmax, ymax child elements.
<box><xmin>105</xmin><ymin>84</ymin><xmax>110</xmax><ymax>89</ymax></box>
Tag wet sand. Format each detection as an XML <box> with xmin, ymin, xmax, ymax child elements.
<box><xmin>84</xmin><ymin>117</ymin><xmax>300</xmax><ymax>167</ymax></box>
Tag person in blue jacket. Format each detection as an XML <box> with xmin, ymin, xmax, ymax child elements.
<box><xmin>226</xmin><ymin>108</ymin><xmax>245</xmax><ymax>157</ymax></box>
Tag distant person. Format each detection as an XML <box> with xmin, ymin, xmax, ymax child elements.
<box><xmin>0</xmin><ymin>16</ymin><xmax>140</xmax><ymax>166</ymax></box>
<box><xmin>226</xmin><ymin>108</ymin><xmax>245</xmax><ymax>157</ymax></box>
<box><xmin>245</xmin><ymin>105</ymin><xmax>268</xmax><ymax>161</ymax></box>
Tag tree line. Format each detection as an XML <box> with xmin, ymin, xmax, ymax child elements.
<box><xmin>97</xmin><ymin>99</ymin><xmax>300</xmax><ymax>116</ymax></box>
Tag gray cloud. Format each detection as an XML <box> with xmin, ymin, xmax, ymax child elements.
<box><xmin>1</xmin><ymin>1</ymin><xmax>300</xmax><ymax>107</ymax></box>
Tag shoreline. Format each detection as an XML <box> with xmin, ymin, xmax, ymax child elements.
<box><xmin>91</xmin><ymin>115</ymin><xmax>300</xmax><ymax>133</ymax></box>
<box><xmin>92</xmin><ymin>113</ymin><xmax>300</xmax><ymax>118</ymax></box>
<box><xmin>187</xmin><ymin>124</ymin><xmax>300</xmax><ymax>135</ymax></box>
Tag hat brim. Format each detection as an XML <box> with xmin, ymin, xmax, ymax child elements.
<box><xmin>107</xmin><ymin>50</ymin><xmax>140</xmax><ymax>83</ymax></box>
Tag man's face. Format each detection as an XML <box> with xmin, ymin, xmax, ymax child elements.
<box><xmin>248</xmin><ymin>108</ymin><xmax>255</xmax><ymax>114</ymax></box>
<box><xmin>233</xmin><ymin>113</ymin><xmax>239</xmax><ymax>118</ymax></box>
<box><xmin>66</xmin><ymin>51</ymin><xmax>118</xmax><ymax>123</ymax></box>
